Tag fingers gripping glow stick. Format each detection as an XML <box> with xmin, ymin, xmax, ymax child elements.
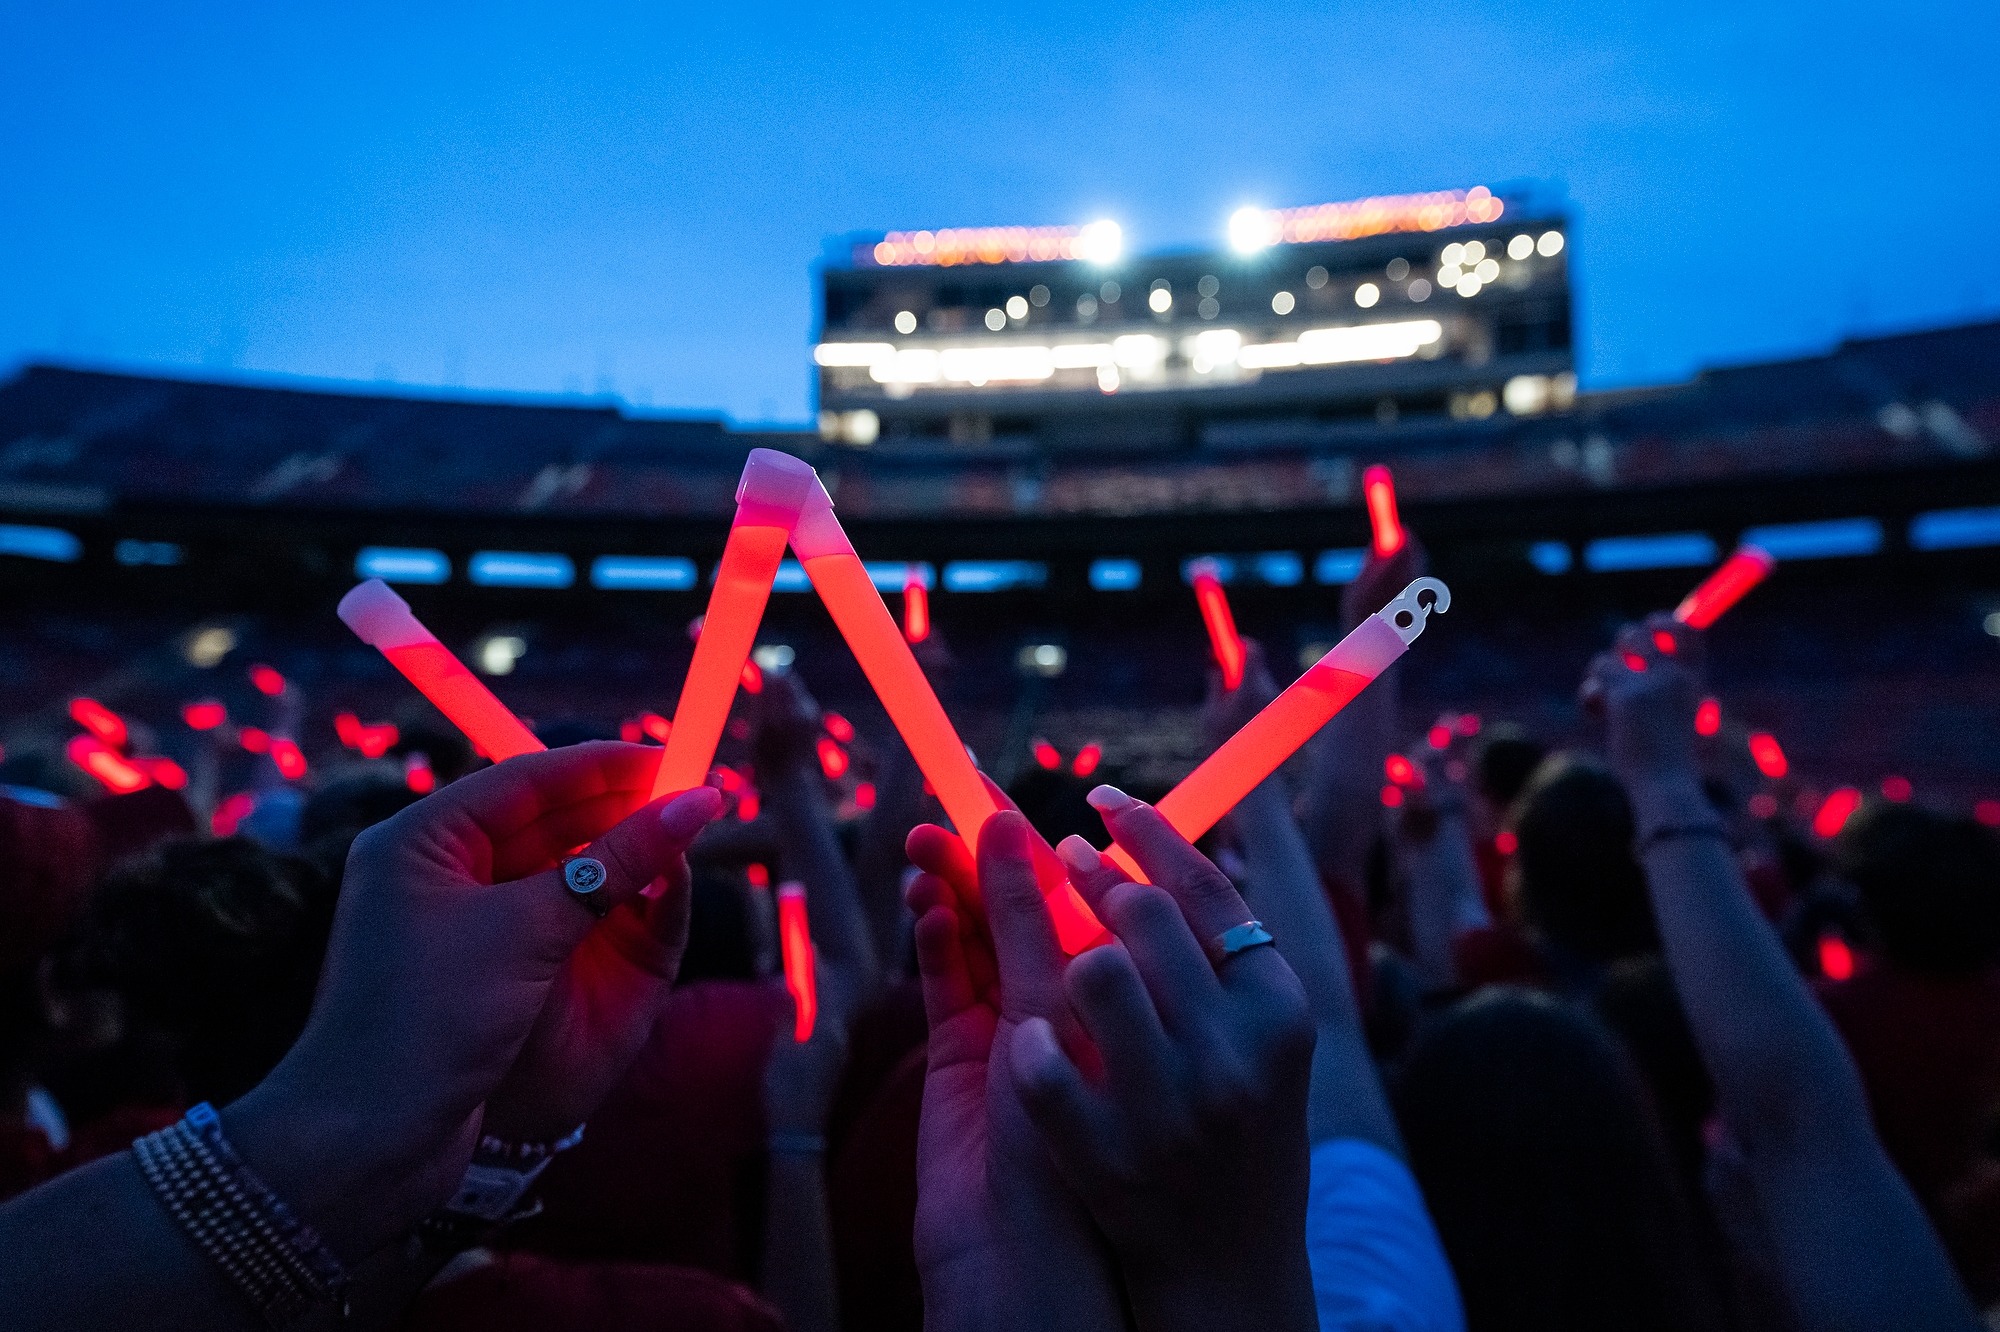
<box><xmin>1107</xmin><ymin>578</ymin><xmax>1451</xmax><ymax>882</ymax></box>
<box><xmin>1362</xmin><ymin>465</ymin><xmax>1406</xmax><ymax>557</ymax></box>
<box><xmin>1674</xmin><ymin>545</ymin><xmax>1776</xmax><ymax>629</ymax></box>
<box><xmin>338</xmin><ymin>580</ymin><xmax>545</xmax><ymax>761</ymax></box>
<box><xmin>777</xmin><ymin>882</ymin><xmax>816</xmax><ymax>1042</ymax></box>
<box><xmin>1188</xmin><ymin>559</ymin><xmax>1246</xmax><ymax>690</ymax></box>
<box><xmin>789</xmin><ymin>477</ymin><xmax>1107</xmax><ymax>953</ymax></box>
<box><xmin>652</xmin><ymin>450</ymin><xmax>816</xmax><ymax>799</ymax></box>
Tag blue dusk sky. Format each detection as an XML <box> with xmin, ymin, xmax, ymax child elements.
<box><xmin>3</xmin><ymin>1</ymin><xmax>1995</xmax><ymax>424</ymax></box>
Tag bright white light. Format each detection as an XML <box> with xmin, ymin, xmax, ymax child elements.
<box><xmin>1019</xmin><ymin>643</ymin><xmax>1068</xmax><ymax>676</ymax></box>
<box><xmin>1985</xmin><ymin>612</ymin><xmax>2000</xmax><ymax>638</ymax></box>
<box><xmin>1097</xmin><ymin>365</ymin><xmax>1120</xmax><ymax>393</ymax></box>
<box><xmin>1229</xmin><ymin>206</ymin><xmax>1276</xmax><ymax>254</ymax></box>
<box><xmin>1407</xmin><ymin>278</ymin><xmax>1431</xmax><ymax>301</ymax></box>
<box><xmin>752</xmin><ymin>644</ymin><xmax>796</xmax><ymax>671</ymax></box>
<box><xmin>1112</xmin><ymin>334</ymin><xmax>1165</xmax><ymax>369</ymax></box>
<box><xmin>1436</xmin><ymin>264</ymin><xmax>1462</xmax><ymax>287</ymax></box>
<box><xmin>185</xmin><ymin>626</ymin><xmax>237</xmax><ymax>668</ymax></box>
<box><xmin>1462</xmin><ymin>240</ymin><xmax>1487</xmax><ymax>264</ymax></box>
<box><xmin>1504</xmin><ymin>375</ymin><xmax>1551</xmax><ymax>416</ymax></box>
<box><xmin>1507</xmin><ymin>234</ymin><xmax>1534</xmax><ymax>260</ymax></box>
<box><xmin>1050</xmin><ymin>343</ymin><xmax>1116</xmax><ymax>369</ymax></box>
<box><xmin>1474</xmin><ymin>257</ymin><xmax>1500</xmax><ymax>282</ymax></box>
<box><xmin>1537</xmin><ymin>231</ymin><xmax>1565</xmax><ymax>257</ymax></box>
<box><xmin>894</xmin><ymin>310</ymin><xmax>917</xmax><ymax>334</ymax></box>
<box><xmin>1441</xmin><ymin>242</ymin><xmax>1465</xmax><ymax>267</ymax></box>
<box><xmin>1006</xmin><ymin>295</ymin><xmax>1029</xmax><ymax>320</ymax></box>
<box><xmin>815</xmin><ymin>342</ymin><xmax>895</xmax><ymax>367</ymax></box>
<box><xmin>1148</xmin><ymin>287</ymin><xmax>1172</xmax><ymax>313</ymax></box>
<box><xmin>1271</xmin><ymin>290</ymin><xmax>1296</xmax><ymax>315</ymax></box>
<box><xmin>1239</xmin><ymin>320</ymin><xmax>1441</xmax><ymax>369</ymax></box>
<box><xmin>870</xmin><ymin>349</ymin><xmax>941</xmax><ymax>384</ymax></box>
<box><xmin>479</xmin><ymin>636</ymin><xmax>526</xmax><ymax>676</ymax></box>
<box><xmin>847</xmin><ymin>409</ymin><xmax>879</xmax><ymax>444</ymax></box>
<box><xmin>1456</xmin><ymin>275</ymin><xmax>1483</xmax><ymax>297</ymax></box>
<box><xmin>1306</xmin><ymin>266</ymin><xmax>1329</xmax><ymax>290</ymax></box>
<box><xmin>1354</xmin><ymin>283</ymin><xmax>1379</xmax><ymax>309</ymax></box>
<box><xmin>1077</xmin><ymin>219</ymin><xmax>1123</xmax><ymax>264</ymax></box>
<box><xmin>940</xmin><ymin>346</ymin><xmax>1054</xmax><ymax>383</ymax></box>
<box><xmin>1193</xmin><ymin>328</ymin><xmax>1242</xmax><ymax>366</ymax></box>
<box><xmin>1030</xmin><ymin>284</ymin><xmax>1050</xmax><ymax>306</ymax></box>
<box><xmin>1077</xmin><ymin>294</ymin><xmax>1098</xmax><ymax>319</ymax></box>
<box><xmin>984</xmin><ymin>307</ymin><xmax>1006</xmax><ymax>331</ymax></box>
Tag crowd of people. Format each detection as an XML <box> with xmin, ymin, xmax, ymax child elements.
<box><xmin>0</xmin><ymin>539</ymin><xmax>1994</xmax><ymax>1331</ymax></box>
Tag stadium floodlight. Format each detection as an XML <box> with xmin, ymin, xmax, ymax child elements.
<box><xmin>1076</xmin><ymin>219</ymin><xmax>1122</xmax><ymax>265</ymax></box>
<box><xmin>1229</xmin><ymin>206</ymin><xmax>1277</xmax><ymax>254</ymax></box>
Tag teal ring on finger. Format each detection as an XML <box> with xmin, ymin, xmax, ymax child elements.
<box><xmin>1206</xmin><ymin>920</ymin><xmax>1275</xmax><ymax>969</ymax></box>
<box><xmin>563</xmin><ymin>855</ymin><xmax>611</xmax><ymax>918</ymax></box>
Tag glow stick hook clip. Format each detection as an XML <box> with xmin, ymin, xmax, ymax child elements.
<box><xmin>1382</xmin><ymin>577</ymin><xmax>1451</xmax><ymax>643</ymax></box>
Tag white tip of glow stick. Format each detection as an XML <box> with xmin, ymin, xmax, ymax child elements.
<box><xmin>787</xmin><ymin>474</ymin><xmax>854</xmax><ymax>559</ymax></box>
<box><xmin>777</xmin><ymin>880</ymin><xmax>806</xmax><ymax>901</ymax></box>
<box><xmin>337</xmin><ymin>579</ymin><xmax>435</xmax><ymax>651</ymax></box>
<box><xmin>1377</xmin><ymin>577</ymin><xmax>1450</xmax><ymax>644</ymax></box>
<box><xmin>735</xmin><ymin>449</ymin><xmax>821</xmax><ymax>526</ymax></box>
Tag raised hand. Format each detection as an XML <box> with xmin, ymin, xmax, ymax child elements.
<box><xmin>1017</xmin><ymin>787</ymin><xmax>1319</xmax><ymax>1332</ymax></box>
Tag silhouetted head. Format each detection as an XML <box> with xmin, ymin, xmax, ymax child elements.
<box><xmin>1840</xmin><ymin>803</ymin><xmax>2000</xmax><ymax>976</ymax></box>
<box><xmin>1510</xmin><ymin>755</ymin><xmax>1658</xmax><ymax>965</ymax></box>
<box><xmin>1395</xmin><ymin>988</ymin><xmax>1725</xmax><ymax>1332</ymax></box>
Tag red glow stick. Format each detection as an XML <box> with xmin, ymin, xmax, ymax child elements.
<box><xmin>66</xmin><ymin>736</ymin><xmax>150</xmax><ymax>794</ymax></box>
<box><xmin>789</xmin><ymin>476</ymin><xmax>1106</xmax><ymax>954</ymax></box>
<box><xmin>1106</xmin><ymin>578</ymin><xmax>1450</xmax><ymax>882</ymax></box>
<box><xmin>1748</xmin><ymin>732</ymin><xmax>1787</xmax><ymax>779</ymax></box>
<box><xmin>70</xmin><ymin>698</ymin><xmax>129</xmax><ymax>749</ymax></box>
<box><xmin>1814</xmin><ymin>787</ymin><xmax>1862</xmax><ymax>839</ymax></box>
<box><xmin>1188</xmin><ymin>560</ymin><xmax>1246</xmax><ymax>690</ymax></box>
<box><xmin>651</xmin><ymin>451</ymin><xmax>814</xmax><ymax>799</ymax></box>
<box><xmin>1362</xmin><ymin>464</ymin><xmax>1405</xmax><ymax>557</ymax></box>
<box><xmin>1385</xmin><ymin>754</ymin><xmax>1417</xmax><ymax>786</ymax></box>
<box><xmin>338</xmin><ymin>580</ymin><xmax>545</xmax><ymax>762</ymax></box>
<box><xmin>1071</xmin><ymin>743</ymin><xmax>1102</xmax><ymax>778</ymax></box>
<box><xmin>271</xmin><ymin>738</ymin><xmax>307</xmax><ymax>781</ymax></box>
<box><xmin>1818</xmin><ymin>932</ymin><xmax>1855</xmax><ymax>981</ymax></box>
<box><xmin>239</xmin><ymin>727</ymin><xmax>270</xmax><ymax>754</ymax></box>
<box><xmin>1674</xmin><ymin>546</ymin><xmax>1775</xmax><ymax>629</ymax></box>
<box><xmin>1032</xmin><ymin>739</ymin><xmax>1062</xmax><ymax>770</ymax></box>
<box><xmin>1695</xmin><ymin>698</ymin><xmax>1722</xmax><ymax>736</ymax></box>
<box><xmin>817</xmin><ymin>737</ymin><xmax>849</xmax><ymax>779</ymax></box>
<box><xmin>143</xmin><ymin>758</ymin><xmax>189</xmax><ymax>790</ymax></box>
<box><xmin>404</xmin><ymin>753</ymin><xmax>435</xmax><ymax>793</ymax></box>
<box><xmin>183</xmin><ymin>700</ymin><xmax>227</xmax><ymax>731</ymax></box>
<box><xmin>249</xmin><ymin>664</ymin><xmax>286</xmax><ymax>696</ymax></box>
<box><xmin>903</xmin><ymin>566</ymin><xmax>930</xmax><ymax>643</ymax></box>
<box><xmin>740</xmin><ymin>660</ymin><xmax>764</xmax><ymax>694</ymax></box>
<box><xmin>777</xmin><ymin>882</ymin><xmax>817</xmax><ymax>1042</ymax></box>
<box><xmin>854</xmin><ymin>781</ymin><xmax>877</xmax><ymax>810</ymax></box>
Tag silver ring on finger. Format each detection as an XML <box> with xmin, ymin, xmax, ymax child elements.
<box><xmin>1206</xmin><ymin>920</ymin><xmax>1275</xmax><ymax>970</ymax></box>
<box><xmin>563</xmin><ymin>855</ymin><xmax>611</xmax><ymax>919</ymax></box>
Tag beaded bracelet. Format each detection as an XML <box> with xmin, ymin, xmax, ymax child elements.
<box><xmin>132</xmin><ymin>1103</ymin><xmax>349</xmax><ymax>1327</ymax></box>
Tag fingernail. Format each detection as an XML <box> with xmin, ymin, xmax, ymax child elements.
<box><xmin>1056</xmin><ymin>835</ymin><xmax>1101</xmax><ymax>876</ymax></box>
<box><xmin>1085</xmin><ymin>785</ymin><xmax>1139</xmax><ymax>814</ymax></box>
<box><xmin>663</xmin><ymin>786</ymin><xmax>722</xmax><ymax>822</ymax></box>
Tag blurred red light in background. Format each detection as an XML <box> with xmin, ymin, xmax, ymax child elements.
<box><xmin>740</xmin><ymin>661</ymin><xmax>763</xmax><ymax>694</ymax></box>
<box><xmin>1033</xmin><ymin>740</ymin><xmax>1061</xmax><ymax>770</ymax></box>
<box><xmin>404</xmin><ymin>753</ymin><xmax>435</xmax><ymax>794</ymax></box>
<box><xmin>1880</xmin><ymin>776</ymin><xmax>1912</xmax><ymax>802</ymax></box>
<box><xmin>823</xmin><ymin>712</ymin><xmax>855</xmax><ymax>743</ymax></box>
<box><xmin>249</xmin><ymin>665</ymin><xmax>285</xmax><ymax>696</ymax></box>
<box><xmin>1454</xmin><ymin>714</ymin><xmax>1481</xmax><ymax>737</ymax></box>
<box><xmin>1748</xmin><ymin>733</ymin><xmax>1787</xmax><ymax>779</ymax></box>
<box><xmin>1622</xmin><ymin>652</ymin><xmax>1648</xmax><ymax>673</ymax></box>
<box><xmin>1071</xmin><ymin>743</ymin><xmax>1102</xmax><ymax>778</ymax></box>
<box><xmin>817</xmin><ymin>737</ymin><xmax>849</xmax><ymax>779</ymax></box>
<box><xmin>640</xmin><ymin>713</ymin><xmax>672</xmax><ymax>744</ymax></box>
<box><xmin>1385</xmin><ymin>754</ymin><xmax>1416</xmax><ymax>786</ymax></box>
<box><xmin>1818</xmin><ymin>933</ymin><xmax>1856</xmax><ymax>982</ymax></box>
<box><xmin>183</xmin><ymin>700</ymin><xmax>227</xmax><ymax>731</ymax></box>
<box><xmin>271</xmin><ymin>739</ymin><xmax>307</xmax><ymax>781</ymax></box>
<box><xmin>853</xmin><ymin>781</ymin><xmax>877</xmax><ymax>811</ymax></box>
<box><xmin>1749</xmin><ymin>793</ymin><xmax>1779</xmax><ymax>818</ymax></box>
<box><xmin>1695</xmin><ymin>698</ymin><xmax>1721</xmax><ymax>736</ymax></box>
<box><xmin>239</xmin><ymin>727</ymin><xmax>270</xmax><ymax>754</ymax></box>
<box><xmin>1813</xmin><ymin>788</ymin><xmax>1862</xmax><ymax>838</ymax></box>
<box><xmin>1428</xmin><ymin>725</ymin><xmax>1452</xmax><ymax>750</ymax></box>
<box><xmin>144</xmin><ymin>758</ymin><xmax>189</xmax><ymax>790</ymax></box>
<box><xmin>1380</xmin><ymin>784</ymin><xmax>1404</xmax><ymax>808</ymax></box>
<box><xmin>212</xmin><ymin>793</ymin><xmax>256</xmax><ymax>835</ymax></box>
<box><xmin>66</xmin><ymin>736</ymin><xmax>150</xmax><ymax>793</ymax></box>
<box><xmin>1976</xmin><ymin>801</ymin><xmax>2000</xmax><ymax>828</ymax></box>
<box><xmin>1495</xmin><ymin>830</ymin><xmax>1518</xmax><ymax>856</ymax></box>
<box><xmin>1653</xmin><ymin>630</ymin><xmax>1677</xmax><ymax>654</ymax></box>
<box><xmin>69</xmin><ymin>698</ymin><xmax>128</xmax><ymax>749</ymax></box>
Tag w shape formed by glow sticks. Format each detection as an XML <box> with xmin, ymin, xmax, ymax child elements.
<box><xmin>1104</xmin><ymin>577</ymin><xmax>1451</xmax><ymax>883</ymax></box>
<box><xmin>1188</xmin><ymin>559</ymin><xmax>1246</xmax><ymax>691</ymax></box>
<box><xmin>338</xmin><ymin>581</ymin><xmax>546</xmax><ymax>762</ymax></box>
<box><xmin>1674</xmin><ymin>545</ymin><xmax>1776</xmax><ymax>629</ymax></box>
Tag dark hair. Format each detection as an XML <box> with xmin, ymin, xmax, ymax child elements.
<box><xmin>1395</xmin><ymin>988</ymin><xmax>1727</xmax><ymax>1332</ymax></box>
<box><xmin>74</xmin><ymin>836</ymin><xmax>333</xmax><ymax>1105</ymax></box>
<box><xmin>1840</xmin><ymin>804</ymin><xmax>2000</xmax><ymax>975</ymax></box>
<box><xmin>1476</xmin><ymin>726</ymin><xmax>1548</xmax><ymax>809</ymax></box>
<box><xmin>1511</xmin><ymin>755</ymin><xmax>1658</xmax><ymax>963</ymax></box>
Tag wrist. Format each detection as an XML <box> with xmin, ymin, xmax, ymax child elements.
<box><xmin>1125</xmin><ymin>1242</ymin><xmax>1317</xmax><ymax>1332</ymax></box>
<box><xmin>1622</xmin><ymin>771</ymin><xmax>1712</xmax><ymax>829</ymax></box>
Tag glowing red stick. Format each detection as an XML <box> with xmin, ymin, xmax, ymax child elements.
<box><xmin>338</xmin><ymin>580</ymin><xmax>545</xmax><ymax>762</ymax></box>
<box><xmin>1695</xmin><ymin>698</ymin><xmax>1722</xmax><ymax>736</ymax></box>
<box><xmin>404</xmin><ymin>753</ymin><xmax>435</xmax><ymax>793</ymax></box>
<box><xmin>334</xmin><ymin>712</ymin><xmax>363</xmax><ymax>748</ymax></box>
<box><xmin>249</xmin><ymin>664</ymin><xmax>286</xmax><ymax>696</ymax></box>
<box><xmin>1189</xmin><ymin>560</ymin><xmax>1245</xmax><ymax>690</ymax></box>
<box><xmin>817</xmin><ymin>736</ymin><xmax>849</xmax><ymax>779</ymax></box>
<box><xmin>777</xmin><ymin>882</ymin><xmax>816</xmax><ymax>1042</ymax></box>
<box><xmin>823</xmin><ymin>711</ymin><xmax>854</xmax><ymax>742</ymax></box>
<box><xmin>1674</xmin><ymin>546</ymin><xmax>1776</xmax><ymax>629</ymax></box>
<box><xmin>183</xmin><ymin>700</ymin><xmax>227</xmax><ymax>731</ymax></box>
<box><xmin>69</xmin><ymin>698</ymin><xmax>128</xmax><ymax>749</ymax></box>
<box><xmin>903</xmin><ymin>566</ymin><xmax>930</xmax><ymax>643</ymax></box>
<box><xmin>1748</xmin><ymin>732</ymin><xmax>1787</xmax><ymax>779</ymax></box>
<box><xmin>1818</xmin><ymin>933</ymin><xmax>1855</xmax><ymax>981</ymax></box>
<box><xmin>1362</xmin><ymin>464</ymin><xmax>1405</xmax><ymax>557</ymax></box>
<box><xmin>740</xmin><ymin>660</ymin><xmax>764</xmax><ymax>694</ymax></box>
<box><xmin>1071</xmin><ymin>743</ymin><xmax>1102</xmax><ymax>778</ymax></box>
<box><xmin>239</xmin><ymin>727</ymin><xmax>270</xmax><ymax>754</ymax></box>
<box><xmin>66</xmin><ymin>736</ymin><xmax>150</xmax><ymax>794</ymax></box>
<box><xmin>790</xmin><ymin>478</ymin><xmax>1106</xmax><ymax>953</ymax></box>
<box><xmin>1814</xmin><ymin>787</ymin><xmax>1862</xmax><ymax>839</ymax></box>
<box><xmin>1385</xmin><ymin>754</ymin><xmax>1417</xmax><ymax>786</ymax></box>
<box><xmin>1106</xmin><ymin>578</ymin><xmax>1450</xmax><ymax>882</ymax></box>
<box><xmin>853</xmin><ymin>781</ymin><xmax>877</xmax><ymax>810</ymax></box>
<box><xmin>143</xmin><ymin>758</ymin><xmax>188</xmax><ymax>790</ymax></box>
<box><xmin>1033</xmin><ymin>739</ymin><xmax>1062</xmax><ymax>770</ymax></box>
<box><xmin>213</xmin><ymin>792</ymin><xmax>255</xmax><ymax>834</ymax></box>
<box><xmin>271</xmin><ymin>738</ymin><xmax>307</xmax><ymax>781</ymax></box>
<box><xmin>652</xmin><ymin>451</ymin><xmax>814</xmax><ymax>799</ymax></box>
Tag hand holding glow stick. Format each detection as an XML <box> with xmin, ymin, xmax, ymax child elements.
<box><xmin>1362</xmin><ymin>464</ymin><xmax>1406</xmax><ymax>557</ymax></box>
<box><xmin>789</xmin><ymin>473</ymin><xmax>1107</xmax><ymax>953</ymax></box>
<box><xmin>1106</xmin><ymin>578</ymin><xmax>1450</xmax><ymax>881</ymax></box>
<box><xmin>338</xmin><ymin>580</ymin><xmax>545</xmax><ymax>761</ymax></box>
<box><xmin>1674</xmin><ymin>545</ymin><xmax>1776</xmax><ymax>629</ymax></box>
<box><xmin>1189</xmin><ymin>559</ymin><xmax>1246</xmax><ymax>691</ymax></box>
<box><xmin>652</xmin><ymin>450</ymin><xmax>817</xmax><ymax>799</ymax></box>
<box><xmin>776</xmin><ymin>881</ymin><xmax>816</xmax><ymax>1042</ymax></box>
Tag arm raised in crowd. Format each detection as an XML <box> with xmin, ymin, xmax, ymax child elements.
<box><xmin>1590</xmin><ymin>615</ymin><xmax>1979</xmax><ymax>1332</ymax></box>
<box><xmin>1394</xmin><ymin>757</ymin><xmax>1491</xmax><ymax>993</ymax></box>
<box><xmin>0</xmin><ymin>742</ymin><xmax>722</xmax><ymax>1331</ymax></box>
<box><xmin>1205</xmin><ymin>640</ymin><xmax>1401</xmax><ymax>1153</ymax></box>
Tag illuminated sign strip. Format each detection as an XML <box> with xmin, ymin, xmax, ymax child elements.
<box><xmin>861</xmin><ymin>220</ymin><xmax>1121</xmax><ymax>268</ymax></box>
<box><xmin>1241</xmin><ymin>186</ymin><xmax>1505</xmax><ymax>249</ymax></box>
